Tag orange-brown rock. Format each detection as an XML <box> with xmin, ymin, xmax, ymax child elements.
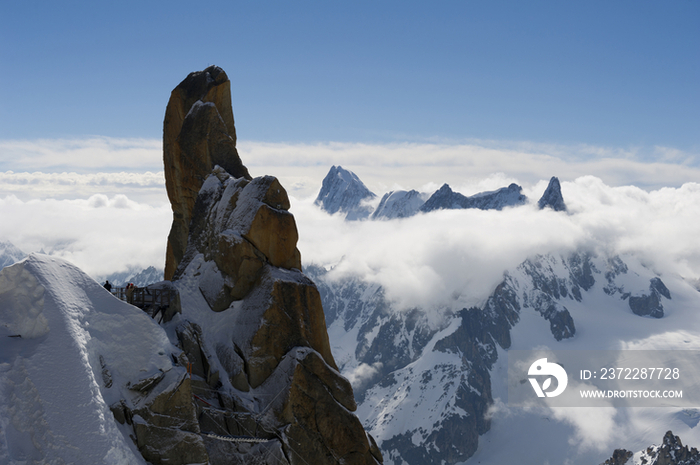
<box><xmin>173</xmin><ymin>169</ymin><xmax>303</xmax><ymax>311</ymax></box>
<box><xmin>163</xmin><ymin>65</ymin><xmax>251</xmax><ymax>280</ymax></box>
<box><xmin>254</xmin><ymin>347</ymin><xmax>383</xmax><ymax>465</ymax></box>
<box><xmin>121</xmin><ymin>369</ymin><xmax>209</xmax><ymax>465</ymax></box>
<box><xmin>164</xmin><ymin>66</ymin><xmax>382</xmax><ymax>464</ymax></box>
<box><xmin>245</xmin><ymin>267</ymin><xmax>336</xmax><ymax>389</ymax></box>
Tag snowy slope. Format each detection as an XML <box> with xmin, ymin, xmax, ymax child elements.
<box><xmin>0</xmin><ymin>241</ymin><xmax>25</xmax><ymax>269</ymax></box>
<box><xmin>0</xmin><ymin>254</ymin><xmax>179</xmax><ymax>464</ymax></box>
<box><xmin>372</xmin><ymin>190</ymin><xmax>428</xmax><ymax>220</ymax></box>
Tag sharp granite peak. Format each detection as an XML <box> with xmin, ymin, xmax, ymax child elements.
<box><xmin>537</xmin><ymin>176</ymin><xmax>567</xmax><ymax>212</ymax></box>
<box><xmin>163</xmin><ymin>65</ymin><xmax>251</xmax><ymax>281</ymax></box>
<box><xmin>315</xmin><ymin>165</ymin><xmax>377</xmax><ymax>220</ymax></box>
<box><xmin>161</xmin><ymin>67</ymin><xmax>382</xmax><ymax>464</ymax></box>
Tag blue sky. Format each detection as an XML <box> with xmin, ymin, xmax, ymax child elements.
<box><xmin>1</xmin><ymin>0</ymin><xmax>698</xmax><ymax>149</ymax></box>
<box><xmin>2</xmin><ymin>0</ymin><xmax>700</xmax><ymax>299</ymax></box>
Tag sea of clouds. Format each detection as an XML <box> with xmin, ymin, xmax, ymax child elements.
<box><xmin>293</xmin><ymin>177</ymin><xmax>700</xmax><ymax>312</ymax></box>
<box><xmin>1</xmin><ymin>137</ymin><xmax>700</xmax><ymax>295</ymax></box>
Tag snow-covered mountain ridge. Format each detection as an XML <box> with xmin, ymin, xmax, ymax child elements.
<box><xmin>0</xmin><ymin>254</ymin><xmax>182</xmax><ymax>464</ymax></box>
<box><xmin>314</xmin><ymin>166</ymin><xmax>564</xmax><ymax>220</ymax></box>
<box><xmin>307</xmin><ymin>249</ymin><xmax>700</xmax><ymax>465</ymax></box>
<box><xmin>103</xmin><ymin>265</ymin><xmax>164</xmax><ymax>288</ymax></box>
<box><xmin>315</xmin><ymin>165</ymin><xmax>377</xmax><ymax>220</ymax></box>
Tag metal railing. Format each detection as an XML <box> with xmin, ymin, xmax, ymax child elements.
<box><xmin>111</xmin><ymin>286</ymin><xmax>177</xmax><ymax>310</ymax></box>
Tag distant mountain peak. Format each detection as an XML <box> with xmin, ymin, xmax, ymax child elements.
<box><xmin>420</xmin><ymin>182</ymin><xmax>527</xmax><ymax>213</ymax></box>
<box><xmin>0</xmin><ymin>240</ymin><xmax>26</xmax><ymax>269</ymax></box>
<box><xmin>103</xmin><ymin>265</ymin><xmax>164</xmax><ymax>288</ymax></box>
<box><xmin>315</xmin><ymin>165</ymin><xmax>376</xmax><ymax>220</ymax></box>
<box><xmin>419</xmin><ymin>183</ymin><xmax>467</xmax><ymax>212</ymax></box>
<box><xmin>537</xmin><ymin>176</ymin><xmax>567</xmax><ymax>211</ymax></box>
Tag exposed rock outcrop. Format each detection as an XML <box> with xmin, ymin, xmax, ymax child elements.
<box><xmin>628</xmin><ymin>277</ymin><xmax>671</xmax><ymax>318</ymax></box>
<box><xmin>164</xmin><ymin>65</ymin><xmax>252</xmax><ymax>280</ymax></box>
<box><xmin>161</xmin><ymin>67</ymin><xmax>381</xmax><ymax>465</ymax></box>
<box><xmin>538</xmin><ymin>176</ymin><xmax>567</xmax><ymax>211</ymax></box>
<box><xmin>601</xmin><ymin>449</ymin><xmax>633</xmax><ymax>465</ymax></box>
<box><xmin>127</xmin><ymin>370</ymin><xmax>209</xmax><ymax>465</ymax></box>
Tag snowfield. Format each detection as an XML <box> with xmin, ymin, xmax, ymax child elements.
<box><xmin>0</xmin><ymin>254</ymin><xmax>178</xmax><ymax>464</ymax></box>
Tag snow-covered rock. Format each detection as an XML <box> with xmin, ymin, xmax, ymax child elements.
<box><xmin>372</xmin><ymin>190</ymin><xmax>428</xmax><ymax>220</ymax></box>
<box><xmin>603</xmin><ymin>431</ymin><xmax>700</xmax><ymax>465</ymax></box>
<box><xmin>315</xmin><ymin>165</ymin><xmax>377</xmax><ymax>220</ymax></box>
<box><xmin>307</xmin><ymin>250</ymin><xmax>700</xmax><ymax>465</ymax></box>
<box><xmin>419</xmin><ymin>183</ymin><xmax>527</xmax><ymax>213</ymax></box>
<box><xmin>167</xmin><ymin>166</ymin><xmax>382</xmax><ymax>464</ymax></box>
<box><xmin>0</xmin><ymin>254</ymin><xmax>194</xmax><ymax>465</ymax></box>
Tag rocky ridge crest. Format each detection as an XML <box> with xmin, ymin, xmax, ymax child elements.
<box><xmin>601</xmin><ymin>431</ymin><xmax>700</xmax><ymax>465</ymax></box>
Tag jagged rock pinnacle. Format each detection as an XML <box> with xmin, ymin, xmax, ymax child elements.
<box><xmin>537</xmin><ymin>176</ymin><xmax>567</xmax><ymax>212</ymax></box>
<box><xmin>159</xmin><ymin>68</ymin><xmax>383</xmax><ymax>465</ymax></box>
<box><xmin>163</xmin><ymin>65</ymin><xmax>251</xmax><ymax>281</ymax></box>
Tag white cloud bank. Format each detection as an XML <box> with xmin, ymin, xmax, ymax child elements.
<box><xmin>0</xmin><ymin>194</ymin><xmax>171</xmax><ymax>279</ymax></box>
<box><xmin>0</xmin><ymin>137</ymin><xmax>162</xmax><ymax>172</ymax></box>
<box><xmin>292</xmin><ymin>177</ymin><xmax>700</xmax><ymax>312</ymax></box>
<box><xmin>0</xmin><ymin>171</ymin><xmax>168</xmax><ymax>204</ymax></box>
<box><xmin>2</xmin><ymin>136</ymin><xmax>700</xmax><ymax>294</ymax></box>
<box><xmin>240</xmin><ymin>140</ymin><xmax>700</xmax><ymax>198</ymax></box>
<box><xmin>3</xmin><ymin>137</ymin><xmax>699</xmax><ymax>202</ymax></box>
<box><xmin>0</xmin><ymin>137</ymin><xmax>167</xmax><ymax>203</ymax></box>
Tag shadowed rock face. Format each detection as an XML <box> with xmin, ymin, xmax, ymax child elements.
<box><xmin>164</xmin><ymin>65</ymin><xmax>251</xmax><ymax>280</ymax></box>
<box><xmin>537</xmin><ymin>176</ymin><xmax>567</xmax><ymax>212</ymax></box>
<box><xmin>628</xmin><ymin>277</ymin><xmax>671</xmax><ymax>318</ymax></box>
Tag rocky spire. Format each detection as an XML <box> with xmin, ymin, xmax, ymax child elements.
<box><xmin>163</xmin><ymin>65</ymin><xmax>251</xmax><ymax>280</ymax></box>
<box><xmin>537</xmin><ymin>176</ymin><xmax>567</xmax><ymax>212</ymax></box>
<box><xmin>159</xmin><ymin>68</ymin><xmax>382</xmax><ymax>465</ymax></box>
